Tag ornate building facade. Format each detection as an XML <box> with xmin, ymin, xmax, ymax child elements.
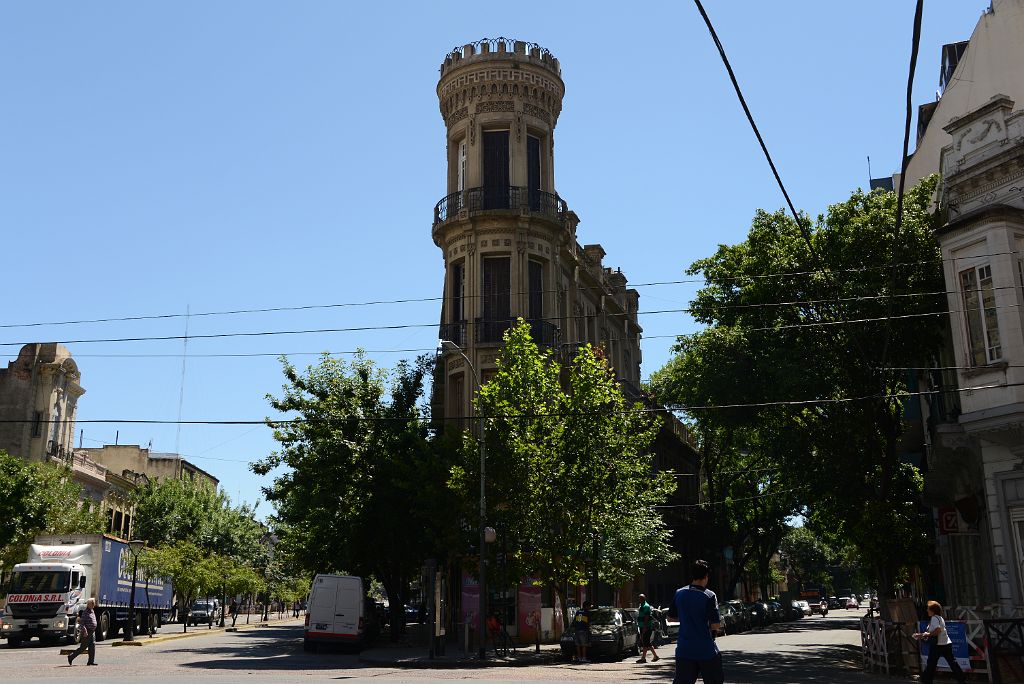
<box><xmin>431</xmin><ymin>38</ymin><xmax>644</xmax><ymax>423</ymax></box>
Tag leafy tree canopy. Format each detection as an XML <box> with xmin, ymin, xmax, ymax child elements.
<box><xmin>652</xmin><ymin>178</ymin><xmax>943</xmax><ymax>599</ymax></box>
<box><xmin>253</xmin><ymin>352</ymin><xmax>460</xmax><ymax>635</ymax></box>
<box><xmin>0</xmin><ymin>450</ymin><xmax>102</xmax><ymax>573</ymax></box>
<box><xmin>460</xmin><ymin>322</ymin><xmax>677</xmax><ymax>621</ymax></box>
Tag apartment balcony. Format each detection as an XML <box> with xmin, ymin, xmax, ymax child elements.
<box><xmin>439</xmin><ymin>320</ymin><xmax>468</xmax><ymax>348</ymax></box>
<box><xmin>433</xmin><ymin>186</ymin><xmax>567</xmax><ymax>226</ymax></box>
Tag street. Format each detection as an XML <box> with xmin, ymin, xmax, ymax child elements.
<box><xmin>0</xmin><ymin>612</ymin><xmax>903</xmax><ymax>684</ymax></box>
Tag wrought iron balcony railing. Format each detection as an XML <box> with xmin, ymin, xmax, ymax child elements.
<box><xmin>439</xmin><ymin>320</ymin><xmax>468</xmax><ymax>348</ymax></box>
<box><xmin>434</xmin><ymin>186</ymin><xmax>567</xmax><ymax>225</ymax></box>
<box><xmin>474</xmin><ymin>317</ymin><xmax>560</xmax><ymax>347</ymax></box>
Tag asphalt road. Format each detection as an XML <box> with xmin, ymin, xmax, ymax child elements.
<box><xmin>0</xmin><ymin>611</ymin><xmax>904</xmax><ymax>684</ymax></box>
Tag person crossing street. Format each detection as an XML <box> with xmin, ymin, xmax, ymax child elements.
<box><xmin>636</xmin><ymin>593</ymin><xmax>661</xmax><ymax>664</ymax></box>
<box><xmin>66</xmin><ymin>598</ymin><xmax>97</xmax><ymax>666</ymax></box>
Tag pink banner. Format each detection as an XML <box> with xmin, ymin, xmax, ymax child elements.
<box><xmin>461</xmin><ymin>571</ymin><xmax>480</xmax><ymax>632</ymax></box>
<box><xmin>518</xmin><ymin>580</ymin><xmax>542</xmax><ymax>640</ymax></box>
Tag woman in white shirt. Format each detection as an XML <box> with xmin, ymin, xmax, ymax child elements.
<box><xmin>912</xmin><ymin>601</ymin><xmax>966</xmax><ymax>684</ymax></box>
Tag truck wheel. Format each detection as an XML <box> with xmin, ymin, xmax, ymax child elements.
<box><xmin>96</xmin><ymin>612</ymin><xmax>110</xmax><ymax>641</ymax></box>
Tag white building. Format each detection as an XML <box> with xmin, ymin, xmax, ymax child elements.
<box><xmin>906</xmin><ymin>0</ymin><xmax>1024</xmax><ymax>609</ymax></box>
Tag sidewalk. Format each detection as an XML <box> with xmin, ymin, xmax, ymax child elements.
<box><xmin>107</xmin><ymin>613</ymin><xmax>304</xmax><ymax>647</ymax></box>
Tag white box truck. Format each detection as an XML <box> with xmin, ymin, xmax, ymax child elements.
<box><xmin>303</xmin><ymin>574</ymin><xmax>377</xmax><ymax>651</ymax></box>
<box><xmin>1</xmin><ymin>534</ymin><xmax>172</xmax><ymax>646</ymax></box>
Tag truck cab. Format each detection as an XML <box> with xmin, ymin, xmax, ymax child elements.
<box><xmin>2</xmin><ymin>563</ymin><xmax>88</xmax><ymax>646</ymax></box>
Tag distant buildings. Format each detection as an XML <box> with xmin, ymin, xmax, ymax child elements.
<box><xmin>0</xmin><ymin>342</ymin><xmax>218</xmax><ymax>540</ymax></box>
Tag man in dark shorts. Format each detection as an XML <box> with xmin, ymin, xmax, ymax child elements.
<box><xmin>673</xmin><ymin>560</ymin><xmax>723</xmax><ymax>684</ymax></box>
<box><xmin>636</xmin><ymin>593</ymin><xmax>661</xmax><ymax>663</ymax></box>
<box><xmin>573</xmin><ymin>601</ymin><xmax>592</xmax><ymax>663</ymax></box>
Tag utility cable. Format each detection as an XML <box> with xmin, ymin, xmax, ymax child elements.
<box><xmin>5</xmin><ymin>380</ymin><xmax>1021</xmax><ymax>425</ymax></box>
<box><xmin>3</xmin><ymin>248</ymin><xmax>1023</xmax><ymax>332</ymax></box>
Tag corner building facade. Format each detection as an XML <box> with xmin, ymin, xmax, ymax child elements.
<box><xmin>431</xmin><ymin>38</ymin><xmax>643</xmax><ymax>422</ymax></box>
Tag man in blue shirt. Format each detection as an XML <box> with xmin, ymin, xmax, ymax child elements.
<box><xmin>673</xmin><ymin>560</ymin><xmax>723</xmax><ymax>684</ymax></box>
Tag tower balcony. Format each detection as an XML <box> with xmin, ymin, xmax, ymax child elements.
<box><xmin>433</xmin><ymin>186</ymin><xmax>567</xmax><ymax>226</ymax></box>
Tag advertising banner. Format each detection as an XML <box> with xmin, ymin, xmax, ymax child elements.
<box><xmin>99</xmin><ymin>538</ymin><xmax>172</xmax><ymax>609</ymax></box>
<box><xmin>461</xmin><ymin>571</ymin><xmax>480</xmax><ymax>632</ymax></box>
<box><xmin>918</xmin><ymin>621</ymin><xmax>972</xmax><ymax>672</ymax></box>
<box><xmin>517</xmin><ymin>580</ymin><xmax>542</xmax><ymax>642</ymax></box>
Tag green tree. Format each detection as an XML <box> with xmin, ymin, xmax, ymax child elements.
<box><xmin>464</xmin><ymin>322</ymin><xmax>677</xmax><ymax>625</ymax></box>
<box><xmin>132</xmin><ymin>474</ymin><xmax>267</xmax><ymax>566</ymax></box>
<box><xmin>253</xmin><ymin>353</ymin><xmax>460</xmax><ymax>636</ymax></box>
<box><xmin>652</xmin><ymin>178</ymin><xmax>943</xmax><ymax>606</ymax></box>
<box><xmin>0</xmin><ymin>451</ymin><xmax>102</xmax><ymax>575</ymax></box>
<box><xmin>779</xmin><ymin>526</ymin><xmax>836</xmax><ymax>589</ymax></box>
<box><xmin>141</xmin><ymin>542</ymin><xmax>217</xmax><ymax>633</ymax></box>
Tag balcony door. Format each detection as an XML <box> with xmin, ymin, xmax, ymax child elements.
<box><xmin>482</xmin><ymin>130</ymin><xmax>510</xmax><ymax>209</ymax></box>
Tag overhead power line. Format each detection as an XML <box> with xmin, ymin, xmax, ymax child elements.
<box><xmin>5</xmin><ymin>380</ymin><xmax>1021</xmax><ymax>425</ymax></box>
<box><xmin>0</xmin><ymin>296</ymin><xmax>1018</xmax><ymax>349</ymax></box>
<box><xmin>4</xmin><ymin>248</ymin><xmax>1024</xmax><ymax>332</ymax></box>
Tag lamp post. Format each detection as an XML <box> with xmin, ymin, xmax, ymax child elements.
<box><xmin>123</xmin><ymin>539</ymin><xmax>145</xmax><ymax>642</ymax></box>
<box><xmin>440</xmin><ymin>339</ymin><xmax>488</xmax><ymax>660</ymax></box>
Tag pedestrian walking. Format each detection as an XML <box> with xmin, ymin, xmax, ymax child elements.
<box><xmin>636</xmin><ymin>593</ymin><xmax>661</xmax><ymax>664</ymax></box>
<box><xmin>913</xmin><ymin>600</ymin><xmax>966</xmax><ymax>684</ymax></box>
<box><xmin>672</xmin><ymin>560</ymin><xmax>723</xmax><ymax>684</ymax></box>
<box><xmin>67</xmin><ymin>598</ymin><xmax>97</xmax><ymax>666</ymax></box>
<box><xmin>230</xmin><ymin>598</ymin><xmax>239</xmax><ymax>627</ymax></box>
<box><xmin>171</xmin><ymin>601</ymin><xmax>179</xmax><ymax>623</ymax></box>
<box><xmin>572</xmin><ymin>601</ymin><xmax>592</xmax><ymax>663</ymax></box>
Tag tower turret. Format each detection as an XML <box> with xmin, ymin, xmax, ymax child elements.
<box><xmin>431</xmin><ymin>39</ymin><xmax>641</xmax><ymax>426</ymax></box>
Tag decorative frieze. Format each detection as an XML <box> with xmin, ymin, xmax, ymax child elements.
<box><xmin>523</xmin><ymin>102</ymin><xmax>551</xmax><ymax>124</ymax></box>
<box><xmin>476</xmin><ymin>100</ymin><xmax>514</xmax><ymax>114</ymax></box>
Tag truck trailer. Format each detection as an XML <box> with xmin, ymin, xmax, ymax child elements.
<box><xmin>1</xmin><ymin>534</ymin><xmax>173</xmax><ymax>646</ymax></box>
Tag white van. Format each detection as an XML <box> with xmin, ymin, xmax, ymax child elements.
<box><xmin>303</xmin><ymin>574</ymin><xmax>376</xmax><ymax>651</ymax></box>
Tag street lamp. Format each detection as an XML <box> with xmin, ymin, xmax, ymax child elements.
<box><xmin>440</xmin><ymin>339</ymin><xmax>488</xmax><ymax>660</ymax></box>
<box><xmin>123</xmin><ymin>539</ymin><xmax>145</xmax><ymax>642</ymax></box>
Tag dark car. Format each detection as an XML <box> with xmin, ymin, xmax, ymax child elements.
<box><xmin>723</xmin><ymin>600</ymin><xmax>751</xmax><ymax>632</ymax></box>
<box><xmin>745</xmin><ymin>601</ymin><xmax>769</xmax><ymax>628</ymax></box>
<box><xmin>718</xmin><ymin>603</ymin><xmax>741</xmax><ymax>635</ymax></box>
<box><xmin>188</xmin><ymin>599</ymin><xmax>222</xmax><ymax>626</ymax></box>
<box><xmin>766</xmin><ymin>600</ymin><xmax>785</xmax><ymax>623</ymax></box>
<box><xmin>559</xmin><ymin>607</ymin><xmax>639</xmax><ymax>660</ymax></box>
<box><xmin>787</xmin><ymin>601</ymin><xmax>805</xmax><ymax>621</ymax></box>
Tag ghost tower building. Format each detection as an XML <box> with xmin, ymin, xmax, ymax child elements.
<box><xmin>432</xmin><ymin>38</ymin><xmax>645</xmax><ymax>426</ymax></box>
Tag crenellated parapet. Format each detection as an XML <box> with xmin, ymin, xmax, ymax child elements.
<box><xmin>437</xmin><ymin>37</ymin><xmax>565</xmax><ymax>129</ymax></box>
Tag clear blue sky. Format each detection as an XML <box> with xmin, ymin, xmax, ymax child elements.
<box><xmin>0</xmin><ymin>1</ymin><xmax>990</xmax><ymax>515</ymax></box>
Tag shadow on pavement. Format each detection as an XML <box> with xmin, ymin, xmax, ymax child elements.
<box><xmin>173</xmin><ymin>625</ymin><xmax>371</xmax><ymax>671</ymax></box>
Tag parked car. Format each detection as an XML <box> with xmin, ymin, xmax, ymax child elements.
<box><xmin>718</xmin><ymin>603</ymin><xmax>741</xmax><ymax>635</ymax></box>
<box><xmin>787</xmin><ymin>601</ymin><xmax>805</xmax><ymax>621</ymax></box>
<box><xmin>795</xmin><ymin>600</ymin><xmax>812</xmax><ymax>617</ymax></box>
<box><xmin>845</xmin><ymin>597</ymin><xmax>860</xmax><ymax>610</ymax></box>
<box><xmin>723</xmin><ymin>600</ymin><xmax>751</xmax><ymax>632</ymax></box>
<box><xmin>766</xmin><ymin>600</ymin><xmax>785</xmax><ymax>622</ymax></box>
<box><xmin>560</xmin><ymin>607</ymin><xmax>639</xmax><ymax>660</ymax></box>
<box><xmin>746</xmin><ymin>601</ymin><xmax>769</xmax><ymax>628</ymax></box>
<box><xmin>304</xmin><ymin>574</ymin><xmax>379</xmax><ymax>652</ymax></box>
<box><xmin>188</xmin><ymin>599</ymin><xmax>222</xmax><ymax>626</ymax></box>
<box><xmin>827</xmin><ymin>596</ymin><xmax>844</xmax><ymax>609</ymax></box>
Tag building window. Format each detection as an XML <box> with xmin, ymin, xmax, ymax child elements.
<box><xmin>31</xmin><ymin>411</ymin><xmax>43</xmax><ymax>438</ymax></box>
<box><xmin>451</xmin><ymin>262</ymin><xmax>465</xmax><ymax>323</ymax></box>
<box><xmin>528</xmin><ymin>260</ymin><xmax>544</xmax><ymax>321</ymax></box>
<box><xmin>960</xmin><ymin>264</ymin><xmax>1001</xmax><ymax>365</ymax></box>
<box><xmin>482</xmin><ymin>131</ymin><xmax>510</xmax><ymax>209</ymax></box>
<box><xmin>458</xmin><ymin>140</ymin><xmax>467</xmax><ymax>192</ymax></box>
<box><xmin>527</xmin><ymin>135</ymin><xmax>542</xmax><ymax>209</ymax></box>
<box><xmin>447</xmin><ymin>373</ymin><xmax>465</xmax><ymax>427</ymax></box>
<box><xmin>482</xmin><ymin>257</ymin><xmax>511</xmax><ymax>341</ymax></box>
